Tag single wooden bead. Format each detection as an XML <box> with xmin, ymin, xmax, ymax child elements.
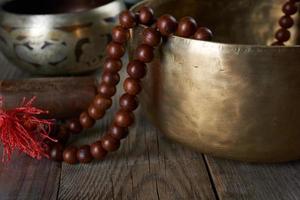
<box><xmin>282</xmin><ymin>2</ymin><xmax>298</xmax><ymax>15</ymax></box>
<box><xmin>127</xmin><ymin>60</ymin><xmax>147</xmax><ymax>79</ymax></box>
<box><xmin>90</xmin><ymin>141</ymin><xmax>107</xmax><ymax>160</ymax></box>
<box><xmin>102</xmin><ymin>71</ymin><xmax>120</xmax><ymax>86</ymax></box>
<box><xmin>93</xmin><ymin>95</ymin><xmax>112</xmax><ymax>110</ymax></box>
<box><xmin>123</xmin><ymin>78</ymin><xmax>142</xmax><ymax>95</ymax></box>
<box><xmin>103</xmin><ymin>58</ymin><xmax>122</xmax><ymax>73</ymax></box>
<box><xmin>106</xmin><ymin>42</ymin><xmax>125</xmax><ymax>59</ymax></box>
<box><xmin>67</xmin><ymin>119</ymin><xmax>83</xmax><ymax>134</ymax></box>
<box><xmin>101</xmin><ymin>135</ymin><xmax>120</xmax><ymax>152</ymax></box>
<box><xmin>50</xmin><ymin>143</ymin><xmax>63</xmax><ymax>162</ymax></box>
<box><xmin>80</xmin><ymin>112</ymin><xmax>95</xmax><ymax>129</ymax></box>
<box><xmin>119</xmin><ymin>10</ymin><xmax>136</xmax><ymax>29</ymax></box>
<box><xmin>88</xmin><ymin>104</ymin><xmax>105</xmax><ymax>120</ymax></box>
<box><xmin>120</xmin><ymin>93</ymin><xmax>139</xmax><ymax>111</ymax></box>
<box><xmin>109</xmin><ymin>125</ymin><xmax>129</xmax><ymax>140</ymax></box>
<box><xmin>279</xmin><ymin>15</ymin><xmax>294</xmax><ymax>28</ymax></box>
<box><xmin>112</xmin><ymin>25</ymin><xmax>129</xmax><ymax>44</ymax></box>
<box><xmin>114</xmin><ymin>110</ymin><xmax>135</xmax><ymax>127</ymax></box>
<box><xmin>156</xmin><ymin>14</ymin><xmax>178</xmax><ymax>36</ymax></box>
<box><xmin>135</xmin><ymin>44</ymin><xmax>154</xmax><ymax>63</ymax></box>
<box><xmin>63</xmin><ymin>146</ymin><xmax>78</xmax><ymax>164</ymax></box>
<box><xmin>275</xmin><ymin>28</ymin><xmax>290</xmax><ymax>42</ymax></box>
<box><xmin>142</xmin><ymin>27</ymin><xmax>162</xmax><ymax>47</ymax></box>
<box><xmin>77</xmin><ymin>145</ymin><xmax>93</xmax><ymax>164</ymax></box>
<box><xmin>138</xmin><ymin>6</ymin><xmax>154</xmax><ymax>25</ymax></box>
<box><xmin>97</xmin><ymin>83</ymin><xmax>116</xmax><ymax>98</ymax></box>
<box><xmin>194</xmin><ymin>27</ymin><xmax>213</xmax><ymax>41</ymax></box>
<box><xmin>177</xmin><ymin>16</ymin><xmax>197</xmax><ymax>37</ymax></box>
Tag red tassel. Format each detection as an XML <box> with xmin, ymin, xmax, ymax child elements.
<box><xmin>0</xmin><ymin>96</ymin><xmax>55</xmax><ymax>162</ymax></box>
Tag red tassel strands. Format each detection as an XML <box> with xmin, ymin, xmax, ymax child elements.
<box><xmin>0</xmin><ymin>96</ymin><xmax>55</xmax><ymax>162</ymax></box>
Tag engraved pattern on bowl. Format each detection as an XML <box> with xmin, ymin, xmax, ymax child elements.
<box><xmin>0</xmin><ymin>0</ymin><xmax>125</xmax><ymax>75</ymax></box>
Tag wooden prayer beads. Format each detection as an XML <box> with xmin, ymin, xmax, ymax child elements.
<box><xmin>48</xmin><ymin>7</ymin><xmax>213</xmax><ymax>164</ymax></box>
<box><xmin>272</xmin><ymin>0</ymin><xmax>299</xmax><ymax>45</ymax></box>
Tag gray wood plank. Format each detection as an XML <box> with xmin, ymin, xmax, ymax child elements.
<box><xmin>58</xmin><ymin>115</ymin><xmax>216</xmax><ymax>200</ymax></box>
<box><xmin>0</xmin><ymin>153</ymin><xmax>61</xmax><ymax>200</ymax></box>
<box><xmin>58</xmin><ymin>68</ymin><xmax>216</xmax><ymax>199</ymax></box>
<box><xmin>205</xmin><ymin>155</ymin><xmax>300</xmax><ymax>200</ymax></box>
<box><xmin>0</xmin><ymin>53</ymin><xmax>61</xmax><ymax>200</ymax></box>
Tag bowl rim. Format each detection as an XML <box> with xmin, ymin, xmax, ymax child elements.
<box><xmin>0</xmin><ymin>0</ymin><xmax>124</xmax><ymax>18</ymax></box>
<box><xmin>131</xmin><ymin>0</ymin><xmax>300</xmax><ymax>49</ymax></box>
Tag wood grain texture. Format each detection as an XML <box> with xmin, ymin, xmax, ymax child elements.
<box><xmin>58</xmin><ymin>101</ymin><xmax>216</xmax><ymax>200</ymax></box>
<box><xmin>0</xmin><ymin>153</ymin><xmax>61</xmax><ymax>200</ymax></box>
<box><xmin>205</xmin><ymin>156</ymin><xmax>300</xmax><ymax>200</ymax></box>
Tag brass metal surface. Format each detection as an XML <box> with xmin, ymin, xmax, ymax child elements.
<box><xmin>0</xmin><ymin>0</ymin><xmax>125</xmax><ymax>75</ymax></box>
<box><xmin>131</xmin><ymin>0</ymin><xmax>300</xmax><ymax>162</ymax></box>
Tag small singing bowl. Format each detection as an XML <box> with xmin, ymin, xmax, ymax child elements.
<box><xmin>0</xmin><ymin>0</ymin><xmax>125</xmax><ymax>75</ymax></box>
<box><xmin>131</xmin><ymin>0</ymin><xmax>300</xmax><ymax>162</ymax></box>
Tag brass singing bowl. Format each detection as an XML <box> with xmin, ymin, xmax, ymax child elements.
<box><xmin>131</xmin><ymin>0</ymin><xmax>300</xmax><ymax>162</ymax></box>
<box><xmin>0</xmin><ymin>0</ymin><xmax>125</xmax><ymax>75</ymax></box>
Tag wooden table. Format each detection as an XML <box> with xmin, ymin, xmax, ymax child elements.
<box><xmin>1</xmin><ymin>49</ymin><xmax>300</xmax><ymax>200</ymax></box>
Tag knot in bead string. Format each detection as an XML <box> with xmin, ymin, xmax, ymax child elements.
<box><xmin>47</xmin><ymin>6</ymin><xmax>213</xmax><ymax>165</ymax></box>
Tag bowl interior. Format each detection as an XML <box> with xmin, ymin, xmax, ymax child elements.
<box><xmin>139</xmin><ymin>0</ymin><xmax>300</xmax><ymax>45</ymax></box>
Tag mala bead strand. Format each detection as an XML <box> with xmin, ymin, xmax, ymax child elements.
<box><xmin>48</xmin><ymin>12</ymin><xmax>130</xmax><ymax>162</ymax></box>
<box><xmin>47</xmin><ymin>0</ymin><xmax>299</xmax><ymax>164</ymax></box>
<box><xmin>51</xmin><ymin>9</ymin><xmax>141</xmax><ymax>163</ymax></box>
<box><xmin>63</xmin><ymin>10</ymin><xmax>135</xmax><ymax>133</ymax></box>
<box><xmin>48</xmin><ymin>7</ymin><xmax>213</xmax><ymax>164</ymax></box>
<box><xmin>272</xmin><ymin>0</ymin><xmax>299</xmax><ymax>45</ymax></box>
<box><xmin>76</xmin><ymin>11</ymin><xmax>133</xmax><ymax>129</ymax></box>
